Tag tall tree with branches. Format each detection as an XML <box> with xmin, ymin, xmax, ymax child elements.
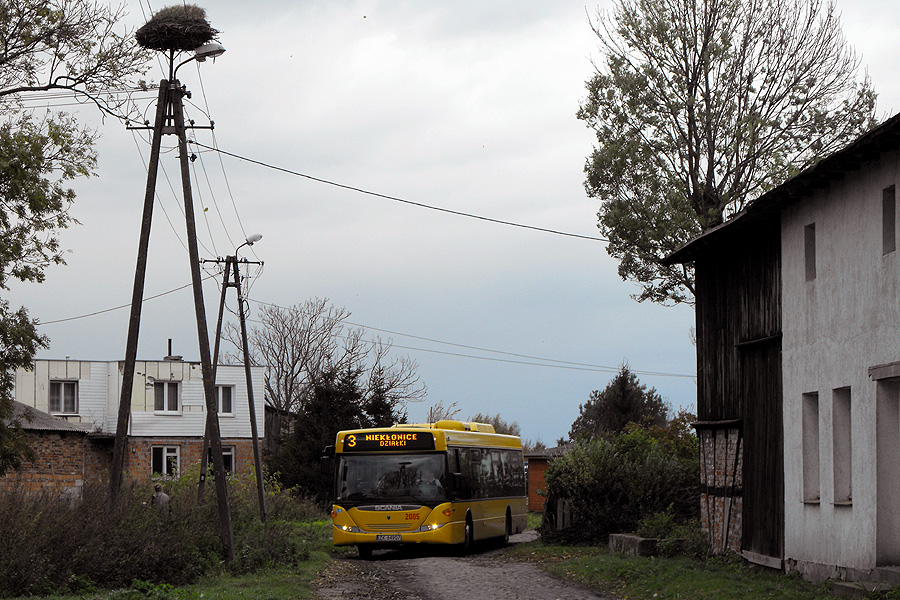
<box><xmin>0</xmin><ymin>0</ymin><xmax>145</xmax><ymax>475</ymax></box>
<box><xmin>579</xmin><ymin>0</ymin><xmax>877</xmax><ymax>305</ymax></box>
<box><xmin>222</xmin><ymin>298</ymin><xmax>426</xmax><ymax>450</ymax></box>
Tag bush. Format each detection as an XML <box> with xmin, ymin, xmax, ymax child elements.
<box><xmin>636</xmin><ymin>507</ymin><xmax>709</xmax><ymax>558</ymax></box>
<box><xmin>541</xmin><ymin>427</ymin><xmax>698</xmax><ymax>544</ymax></box>
<box><xmin>0</xmin><ymin>474</ymin><xmax>327</xmax><ymax>597</ymax></box>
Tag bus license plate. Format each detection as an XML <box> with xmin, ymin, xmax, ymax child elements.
<box><xmin>376</xmin><ymin>534</ymin><xmax>401</xmax><ymax>542</ymax></box>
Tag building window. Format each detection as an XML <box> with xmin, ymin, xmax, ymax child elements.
<box><xmin>884</xmin><ymin>186</ymin><xmax>896</xmax><ymax>255</ymax></box>
<box><xmin>833</xmin><ymin>387</ymin><xmax>852</xmax><ymax>503</ymax></box>
<box><xmin>802</xmin><ymin>392</ymin><xmax>820</xmax><ymax>502</ymax></box>
<box><xmin>154</xmin><ymin>381</ymin><xmax>180</xmax><ymax>412</ymax></box>
<box><xmin>216</xmin><ymin>385</ymin><xmax>234</xmax><ymax>415</ymax></box>
<box><xmin>151</xmin><ymin>446</ymin><xmax>179</xmax><ymax>477</ymax></box>
<box><xmin>804</xmin><ymin>223</ymin><xmax>817</xmax><ymax>281</ymax></box>
<box><xmin>208</xmin><ymin>446</ymin><xmax>235</xmax><ymax>475</ymax></box>
<box><xmin>49</xmin><ymin>380</ymin><xmax>78</xmax><ymax>414</ymax></box>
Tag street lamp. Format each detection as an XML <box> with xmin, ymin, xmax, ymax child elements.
<box><xmin>173</xmin><ymin>42</ymin><xmax>226</xmax><ymax>79</ymax></box>
<box><xmin>238</xmin><ymin>233</ymin><xmax>263</xmax><ymax>253</ymax></box>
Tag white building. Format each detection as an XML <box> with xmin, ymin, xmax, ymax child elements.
<box><xmin>13</xmin><ymin>357</ymin><xmax>265</xmax><ymax>483</ymax></box>
<box><xmin>666</xmin><ymin>112</ymin><xmax>900</xmax><ymax>584</ymax></box>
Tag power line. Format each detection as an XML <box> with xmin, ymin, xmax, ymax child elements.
<box><xmin>34</xmin><ymin>283</ymin><xmax>692</xmax><ymax>379</ymax></box>
<box><xmin>39</xmin><ymin>277</ymin><xmax>215</xmax><ymax>324</ymax></box>
<box><xmin>189</xmin><ymin>141</ymin><xmax>609</xmax><ymax>243</ymax></box>
<box><xmin>245</xmin><ymin>297</ymin><xmax>694</xmax><ymax>379</ymax></box>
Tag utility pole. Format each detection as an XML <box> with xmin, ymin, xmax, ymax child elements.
<box><xmin>107</xmin><ymin>49</ymin><xmax>235</xmax><ymax>561</ymax></box>
<box><xmin>199</xmin><ymin>244</ymin><xmax>267</xmax><ymax>524</ymax></box>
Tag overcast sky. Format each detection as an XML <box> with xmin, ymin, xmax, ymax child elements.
<box><xmin>8</xmin><ymin>0</ymin><xmax>900</xmax><ymax>444</ymax></box>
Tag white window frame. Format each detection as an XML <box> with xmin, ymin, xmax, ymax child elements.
<box><xmin>209</xmin><ymin>445</ymin><xmax>235</xmax><ymax>476</ymax></box>
<box><xmin>151</xmin><ymin>445</ymin><xmax>180</xmax><ymax>478</ymax></box>
<box><xmin>49</xmin><ymin>380</ymin><xmax>79</xmax><ymax>415</ymax></box>
<box><xmin>222</xmin><ymin>446</ymin><xmax>235</xmax><ymax>475</ymax></box>
<box><xmin>216</xmin><ymin>385</ymin><xmax>235</xmax><ymax>416</ymax></box>
<box><xmin>153</xmin><ymin>381</ymin><xmax>181</xmax><ymax>413</ymax></box>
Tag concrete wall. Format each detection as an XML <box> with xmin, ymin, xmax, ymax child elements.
<box><xmin>781</xmin><ymin>148</ymin><xmax>900</xmax><ymax>574</ymax></box>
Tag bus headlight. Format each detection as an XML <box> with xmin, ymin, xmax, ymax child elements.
<box><xmin>337</xmin><ymin>525</ymin><xmax>360</xmax><ymax>533</ymax></box>
<box><xmin>415</xmin><ymin>523</ymin><xmax>447</xmax><ymax>532</ymax></box>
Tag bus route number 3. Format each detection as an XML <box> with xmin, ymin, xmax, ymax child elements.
<box><xmin>405</xmin><ymin>512</ymin><xmax>420</xmax><ymax>521</ymax></box>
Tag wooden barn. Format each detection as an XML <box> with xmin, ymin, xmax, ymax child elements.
<box><xmin>666</xmin><ymin>206</ymin><xmax>783</xmax><ymax>565</ymax></box>
<box><xmin>666</xmin><ymin>112</ymin><xmax>900</xmax><ymax>580</ymax></box>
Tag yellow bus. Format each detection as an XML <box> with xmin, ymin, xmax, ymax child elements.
<box><xmin>330</xmin><ymin>420</ymin><xmax>528</xmax><ymax>557</ymax></box>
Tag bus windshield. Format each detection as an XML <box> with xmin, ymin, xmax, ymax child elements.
<box><xmin>337</xmin><ymin>453</ymin><xmax>447</xmax><ymax>504</ymax></box>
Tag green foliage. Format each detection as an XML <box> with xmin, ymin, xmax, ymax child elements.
<box><xmin>0</xmin><ymin>478</ymin><xmax>326</xmax><ymax>598</ymax></box>
<box><xmin>569</xmin><ymin>364</ymin><xmax>669</xmax><ymax>440</ymax></box>
<box><xmin>579</xmin><ymin>0</ymin><xmax>877</xmax><ymax>305</ymax></box>
<box><xmin>636</xmin><ymin>507</ymin><xmax>708</xmax><ymax>558</ymax></box>
<box><xmin>542</xmin><ymin>426</ymin><xmax>698</xmax><ymax>544</ymax></box>
<box><xmin>0</xmin><ymin>0</ymin><xmax>147</xmax><ymax>476</ymax></box>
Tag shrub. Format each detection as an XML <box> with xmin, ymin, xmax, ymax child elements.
<box><xmin>541</xmin><ymin>427</ymin><xmax>698</xmax><ymax>544</ymax></box>
<box><xmin>0</xmin><ymin>475</ymin><xmax>327</xmax><ymax>597</ymax></box>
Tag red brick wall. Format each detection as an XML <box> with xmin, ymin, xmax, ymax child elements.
<box><xmin>699</xmin><ymin>428</ymin><xmax>743</xmax><ymax>554</ymax></box>
<box><xmin>0</xmin><ymin>433</ymin><xmax>258</xmax><ymax>496</ymax></box>
<box><xmin>123</xmin><ymin>438</ymin><xmax>257</xmax><ymax>484</ymax></box>
<box><xmin>0</xmin><ymin>431</ymin><xmax>109</xmax><ymax>497</ymax></box>
<box><xmin>526</xmin><ymin>457</ymin><xmax>550</xmax><ymax>512</ymax></box>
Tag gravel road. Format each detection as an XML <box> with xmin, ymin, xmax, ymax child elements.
<box><xmin>315</xmin><ymin>532</ymin><xmax>613</xmax><ymax>600</ymax></box>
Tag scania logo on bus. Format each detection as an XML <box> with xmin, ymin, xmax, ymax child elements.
<box><xmin>342</xmin><ymin>431</ymin><xmax>436</xmax><ymax>452</ymax></box>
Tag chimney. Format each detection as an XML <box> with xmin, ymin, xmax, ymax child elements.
<box><xmin>163</xmin><ymin>338</ymin><xmax>183</xmax><ymax>362</ymax></box>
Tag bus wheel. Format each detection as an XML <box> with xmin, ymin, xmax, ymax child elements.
<box><xmin>504</xmin><ymin>510</ymin><xmax>512</xmax><ymax>545</ymax></box>
<box><xmin>357</xmin><ymin>545</ymin><xmax>372</xmax><ymax>560</ymax></box>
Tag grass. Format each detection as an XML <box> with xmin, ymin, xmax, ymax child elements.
<box><xmin>3</xmin><ymin>512</ymin><xmax>848</xmax><ymax>600</ymax></box>
<box><xmin>7</xmin><ymin>520</ymin><xmax>339</xmax><ymax>600</ymax></box>
<box><xmin>507</xmin><ymin>541</ymin><xmax>838</xmax><ymax>600</ymax></box>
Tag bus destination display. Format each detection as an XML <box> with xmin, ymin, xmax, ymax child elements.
<box><xmin>342</xmin><ymin>432</ymin><xmax>436</xmax><ymax>452</ymax></box>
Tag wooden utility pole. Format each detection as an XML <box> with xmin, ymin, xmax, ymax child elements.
<box><xmin>201</xmin><ymin>251</ymin><xmax>267</xmax><ymax>522</ymax></box>
<box><xmin>108</xmin><ymin>76</ymin><xmax>235</xmax><ymax>561</ymax></box>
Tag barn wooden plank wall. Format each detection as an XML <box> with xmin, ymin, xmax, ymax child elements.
<box><xmin>693</xmin><ymin>214</ymin><xmax>784</xmax><ymax>560</ymax></box>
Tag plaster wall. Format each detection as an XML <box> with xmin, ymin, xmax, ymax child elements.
<box><xmin>15</xmin><ymin>360</ymin><xmax>265</xmax><ymax>440</ymax></box>
<box><xmin>781</xmin><ymin>148</ymin><xmax>900</xmax><ymax>571</ymax></box>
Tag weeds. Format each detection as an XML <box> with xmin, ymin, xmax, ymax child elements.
<box><xmin>0</xmin><ymin>474</ymin><xmax>326</xmax><ymax>598</ymax></box>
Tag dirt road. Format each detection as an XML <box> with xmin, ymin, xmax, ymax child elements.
<box><xmin>315</xmin><ymin>531</ymin><xmax>613</xmax><ymax>600</ymax></box>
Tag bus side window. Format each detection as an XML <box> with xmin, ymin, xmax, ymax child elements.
<box><xmin>458</xmin><ymin>448</ymin><xmax>473</xmax><ymax>498</ymax></box>
<box><xmin>479</xmin><ymin>449</ymin><xmax>493</xmax><ymax>498</ymax></box>
<box><xmin>490</xmin><ymin>450</ymin><xmax>504</xmax><ymax>497</ymax></box>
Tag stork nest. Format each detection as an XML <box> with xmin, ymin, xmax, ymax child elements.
<box><xmin>136</xmin><ymin>4</ymin><xmax>219</xmax><ymax>52</ymax></box>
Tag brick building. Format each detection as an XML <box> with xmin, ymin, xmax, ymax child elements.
<box><xmin>11</xmin><ymin>357</ymin><xmax>265</xmax><ymax>490</ymax></box>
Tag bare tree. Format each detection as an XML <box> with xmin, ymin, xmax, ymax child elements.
<box><xmin>425</xmin><ymin>399</ymin><xmax>461</xmax><ymax>423</ymax></box>
<box><xmin>222</xmin><ymin>298</ymin><xmax>426</xmax><ymax>448</ymax></box>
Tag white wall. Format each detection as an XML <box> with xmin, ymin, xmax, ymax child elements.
<box><xmin>15</xmin><ymin>360</ymin><xmax>266</xmax><ymax>441</ymax></box>
<box><xmin>781</xmin><ymin>148</ymin><xmax>900</xmax><ymax>571</ymax></box>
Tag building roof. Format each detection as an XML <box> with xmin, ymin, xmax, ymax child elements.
<box><xmin>524</xmin><ymin>444</ymin><xmax>569</xmax><ymax>459</ymax></box>
<box><xmin>665</xmin><ymin>111</ymin><xmax>900</xmax><ymax>265</ymax></box>
<box><xmin>5</xmin><ymin>401</ymin><xmax>91</xmax><ymax>433</ymax></box>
